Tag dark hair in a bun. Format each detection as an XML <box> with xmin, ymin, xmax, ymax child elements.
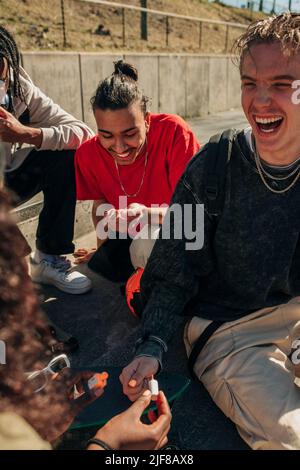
<box><xmin>91</xmin><ymin>60</ymin><xmax>150</xmax><ymax>114</ymax></box>
<box><xmin>113</xmin><ymin>60</ymin><xmax>138</xmax><ymax>81</ymax></box>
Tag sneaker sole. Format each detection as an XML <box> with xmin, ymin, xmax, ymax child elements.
<box><xmin>31</xmin><ymin>277</ymin><xmax>92</xmax><ymax>295</ymax></box>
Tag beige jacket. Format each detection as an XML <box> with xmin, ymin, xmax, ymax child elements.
<box><xmin>2</xmin><ymin>67</ymin><xmax>94</xmax><ymax>172</ymax></box>
<box><xmin>0</xmin><ymin>412</ymin><xmax>51</xmax><ymax>450</ymax></box>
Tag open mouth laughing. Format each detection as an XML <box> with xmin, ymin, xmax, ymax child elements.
<box><xmin>111</xmin><ymin>149</ymin><xmax>135</xmax><ymax>161</ymax></box>
<box><xmin>254</xmin><ymin>115</ymin><xmax>284</xmax><ymax>134</ymax></box>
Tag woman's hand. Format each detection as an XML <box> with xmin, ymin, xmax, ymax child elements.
<box><xmin>47</xmin><ymin>371</ymin><xmax>106</xmax><ymax>443</ymax></box>
<box><xmin>119</xmin><ymin>356</ymin><xmax>160</xmax><ymax>402</ymax></box>
<box><xmin>88</xmin><ymin>390</ymin><xmax>171</xmax><ymax>450</ymax></box>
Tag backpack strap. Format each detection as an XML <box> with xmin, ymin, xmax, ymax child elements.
<box><xmin>187</xmin><ymin>129</ymin><xmax>238</xmax><ymax>379</ymax></box>
<box><xmin>188</xmin><ymin>320</ymin><xmax>224</xmax><ymax>380</ymax></box>
<box><xmin>203</xmin><ymin>128</ymin><xmax>237</xmax><ymax>217</ymax></box>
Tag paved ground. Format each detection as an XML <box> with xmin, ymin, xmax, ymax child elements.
<box><xmin>41</xmin><ymin>109</ymin><xmax>250</xmax><ymax>450</ymax></box>
<box><xmin>188</xmin><ymin>109</ymin><xmax>249</xmax><ymax>145</ymax></box>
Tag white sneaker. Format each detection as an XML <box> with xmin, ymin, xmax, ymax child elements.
<box><xmin>30</xmin><ymin>255</ymin><xmax>92</xmax><ymax>295</ymax></box>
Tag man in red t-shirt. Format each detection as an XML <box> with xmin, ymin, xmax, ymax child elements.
<box><xmin>74</xmin><ymin>60</ymin><xmax>200</xmax><ymax>282</ymax></box>
<box><xmin>76</xmin><ymin>112</ymin><xmax>198</xmax><ymax>208</ymax></box>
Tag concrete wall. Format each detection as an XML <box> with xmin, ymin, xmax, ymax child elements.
<box><xmin>22</xmin><ymin>53</ymin><xmax>83</xmax><ymax>120</ymax></box>
<box><xmin>124</xmin><ymin>54</ymin><xmax>160</xmax><ymax>115</ymax></box>
<box><xmin>21</xmin><ymin>52</ymin><xmax>242</xmax><ymax>128</ymax></box>
<box><xmin>186</xmin><ymin>56</ymin><xmax>210</xmax><ymax>118</ymax></box>
<box><xmin>227</xmin><ymin>57</ymin><xmax>242</xmax><ymax>110</ymax></box>
<box><xmin>80</xmin><ymin>54</ymin><xmax>123</xmax><ymax>131</ymax></box>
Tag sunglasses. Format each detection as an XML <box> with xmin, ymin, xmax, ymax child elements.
<box><xmin>26</xmin><ymin>354</ymin><xmax>71</xmax><ymax>393</ymax></box>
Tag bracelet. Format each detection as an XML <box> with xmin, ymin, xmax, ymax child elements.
<box><xmin>86</xmin><ymin>438</ymin><xmax>114</xmax><ymax>451</ymax></box>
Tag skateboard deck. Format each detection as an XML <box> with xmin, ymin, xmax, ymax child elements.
<box><xmin>70</xmin><ymin>366</ymin><xmax>190</xmax><ymax>430</ymax></box>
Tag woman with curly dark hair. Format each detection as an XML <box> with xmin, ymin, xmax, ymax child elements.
<box><xmin>0</xmin><ymin>160</ymin><xmax>171</xmax><ymax>450</ymax></box>
<box><xmin>0</xmin><ymin>176</ymin><xmax>73</xmax><ymax>448</ymax></box>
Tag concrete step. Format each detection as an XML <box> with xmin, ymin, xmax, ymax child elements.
<box><xmin>15</xmin><ymin>197</ymin><xmax>94</xmax><ymax>251</ymax></box>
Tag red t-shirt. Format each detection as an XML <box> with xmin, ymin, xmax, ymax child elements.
<box><xmin>75</xmin><ymin>113</ymin><xmax>200</xmax><ymax>208</ymax></box>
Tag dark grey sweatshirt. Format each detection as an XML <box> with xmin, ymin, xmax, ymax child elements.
<box><xmin>135</xmin><ymin>130</ymin><xmax>300</xmax><ymax>364</ymax></box>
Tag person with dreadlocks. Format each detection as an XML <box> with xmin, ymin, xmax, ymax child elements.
<box><xmin>120</xmin><ymin>13</ymin><xmax>300</xmax><ymax>450</ymax></box>
<box><xmin>0</xmin><ymin>26</ymin><xmax>92</xmax><ymax>295</ymax></box>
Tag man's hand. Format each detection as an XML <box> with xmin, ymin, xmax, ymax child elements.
<box><xmin>127</xmin><ymin>203</ymin><xmax>149</xmax><ymax>237</ymax></box>
<box><xmin>102</xmin><ymin>204</ymin><xmax>149</xmax><ymax>235</ymax></box>
<box><xmin>103</xmin><ymin>208</ymin><xmax>140</xmax><ymax>234</ymax></box>
<box><xmin>127</xmin><ymin>203</ymin><xmax>149</xmax><ymax>222</ymax></box>
<box><xmin>89</xmin><ymin>390</ymin><xmax>171</xmax><ymax>450</ymax></box>
<box><xmin>0</xmin><ymin>107</ymin><xmax>42</xmax><ymax>146</ymax></box>
<box><xmin>73</xmin><ymin>247</ymin><xmax>97</xmax><ymax>264</ymax></box>
<box><xmin>120</xmin><ymin>356</ymin><xmax>160</xmax><ymax>402</ymax></box>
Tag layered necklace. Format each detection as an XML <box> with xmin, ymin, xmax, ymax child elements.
<box><xmin>252</xmin><ymin>137</ymin><xmax>300</xmax><ymax>194</ymax></box>
<box><xmin>114</xmin><ymin>141</ymin><xmax>148</xmax><ymax>198</ymax></box>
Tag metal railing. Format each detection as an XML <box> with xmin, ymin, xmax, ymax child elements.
<box><xmin>60</xmin><ymin>0</ymin><xmax>248</xmax><ymax>51</ymax></box>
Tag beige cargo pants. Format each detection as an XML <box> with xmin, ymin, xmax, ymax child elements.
<box><xmin>129</xmin><ymin>226</ymin><xmax>160</xmax><ymax>269</ymax></box>
<box><xmin>184</xmin><ymin>297</ymin><xmax>300</xmax><ymax>450</ymax></box>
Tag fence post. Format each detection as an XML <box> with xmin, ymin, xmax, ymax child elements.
<box><xmin>199</xmin><ymin>21</ymin><xmax>202</xmax><ymax>50</ymax></box>
<box><xmin>60</xmin><ymin>0</ymin><xmax>67</xmax><ymax>48</ymax></box>
<box><xmin>250</xmin><ymin>1</ymin><xmax>254</xmax><ymax>20</ymax></box>
<box><xmin>122</xmin><ymin>8</ymin><xmax>126</xmax><ymax>47</ymax></box>
<box><xmin>166</xmin><ymin>16</ymin><xmax>169</xmax><ymax>47</ymax></box>
<box><xmin>141</xmin><ymin>0</ymin><xmax>148</xmax><ymax>41</ymax></box>
<box><xmin>225</xmin><ymin>25</ymin><xmax>229</xmax><ymax>53</ymax></box>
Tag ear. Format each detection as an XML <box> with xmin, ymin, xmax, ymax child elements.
<box><xmin>145</xmin><ymin>112</ymin><xmax>150</xmax><ymax>133</ymax></box>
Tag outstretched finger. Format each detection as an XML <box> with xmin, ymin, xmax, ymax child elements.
<box><xmin>156</xmin><ymin>391</ymin><xmax>171</xmax><ymax>417</ymax></box>
<box><xmin>129</xmin><ymin>389</ymin><xmax>152</xmax><ymax>418</ymax></box>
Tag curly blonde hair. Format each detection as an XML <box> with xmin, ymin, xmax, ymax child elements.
<box><xmin>233</xmin><ymin>12</ymin><xmax>300</xmax><ymax>71</ymax></box>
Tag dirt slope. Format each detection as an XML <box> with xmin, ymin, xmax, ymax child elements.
<box><xmin>0</xmin><ymin>0</ymin><xmax>266</xmax><ymax>53</ymax></box>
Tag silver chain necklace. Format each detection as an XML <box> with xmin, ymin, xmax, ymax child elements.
<box><xmin>114</xmin><ymin>149</ymin><xmax>148</xmax><ymax>198</ymax></box>
<box><xmin>252</xmin><ymin>138</ymin><xmax>300</xmax><ymax>194</ymax></box>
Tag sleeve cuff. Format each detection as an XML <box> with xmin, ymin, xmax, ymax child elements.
<box><xmin>135</xmin><ymin>338</ymin><xmax>166</xmax><ymax>372</ymax></box>
<box><xmin>39</xmin><ymin>127</ymin><xmax>55</xmax><ymax>150</ymax></box>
